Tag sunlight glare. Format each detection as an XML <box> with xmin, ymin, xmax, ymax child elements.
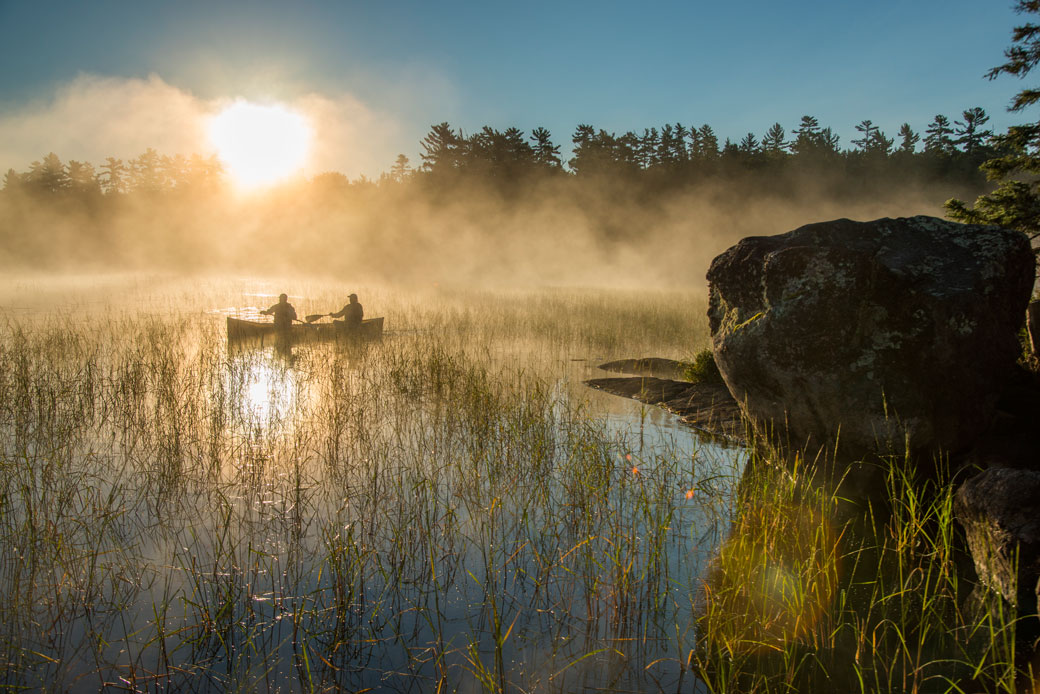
<box><xmin>241</xmin><ymin>359</ymin><xmax>297</xmax><ymax>424</ymax></box>
<box><xmin>209</xmin><ymin>101</ymin><xmax>311</xmax><ymax>188</ymax></box>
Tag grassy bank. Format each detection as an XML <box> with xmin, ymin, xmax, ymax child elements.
<box><xmin>694</xmin><ymin>446</ymin><xmax>1024</xmax><ymax>693</ymax></box>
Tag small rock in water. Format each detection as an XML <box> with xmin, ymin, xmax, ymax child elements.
<box><xmin>597</xmin><ymin>357</ymin><xmax>686</xmax><ymax>380</ymax></box>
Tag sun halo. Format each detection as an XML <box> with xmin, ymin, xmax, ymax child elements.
<box><xmin>209</xmin><ymin>101</ymin><xmax>312</xmax><ymax>189</ymax></box>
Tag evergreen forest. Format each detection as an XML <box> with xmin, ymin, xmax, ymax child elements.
<box><xmin>0</xmin><ymin>110</ymin><xmax>1009</xmax><ymax>285</ymax></box>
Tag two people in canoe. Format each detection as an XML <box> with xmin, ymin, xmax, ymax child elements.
<box><xmin>263</xmin><ymin>293</ymin><xmax>364</xmax><ymax>331</ymax></box>
<box><xmin>261</xmin><ymin>293</ymin><xmax>297</xmax><ymax>331</ymax></box>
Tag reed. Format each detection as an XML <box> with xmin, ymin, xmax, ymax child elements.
<box><xmin>0</xmin><ymin>276</ymin><xmax>1021</xmax><ymax>692</ymax></box>
<box><xmin>0</xmin><ymin>278</ymin><xmax>728</xmax><ymax>691</ymax></box>
<box><xmin>692</xmin><ymin>446</ymin><xmax>1020</xmax><ymax>693</ymax></box>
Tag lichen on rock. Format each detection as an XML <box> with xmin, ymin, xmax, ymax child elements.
<box><xmin>706</xmin><ymin>215</ymin><xmax>1035</xmax><ymax>458</ymax></box>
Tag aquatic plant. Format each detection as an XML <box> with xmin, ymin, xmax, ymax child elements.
<box><xmin>0</xmin><ymin>276</ymin><xmax>1024</xmax><ymax>692</ymax></box>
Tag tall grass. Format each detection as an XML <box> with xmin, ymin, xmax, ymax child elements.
<box><xmin>0</xmin><ymin>276</ymin><xmax>1022</xmax><ymax>692</ymax></box>
<box><xmin>0</xmin><ymin>278</ymin><xmax>731</xmax><ymax>691</ymax></box>
<box><xmin>693</xmin><ymin>447</ymin><xmax>1022</xmax><ymax>693</ymax></box>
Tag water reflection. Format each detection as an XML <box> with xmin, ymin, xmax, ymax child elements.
<box><xmin>209</xmin><ymin>331</ymin><xmax>749</xmax><ymax>691</ymax></box>
<box><xmin>3</xmin><ymin>280</ymin><xmax>748</xmax><ymax>691</ymax></box>
<box><xmin>226</xmin><ymin>343</ymin><xmax>304</xmax><ymax>432</ymax></box>
<box><xmin>243</xmin><ymin>356</ymin><xmax>297</xmax><ymax>421</ymax></box>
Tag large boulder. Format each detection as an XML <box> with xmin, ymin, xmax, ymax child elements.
<box><xmin>706</xmin><ymin>216</ymin><xmax>1034</xmax><ymax>457</ymax></box>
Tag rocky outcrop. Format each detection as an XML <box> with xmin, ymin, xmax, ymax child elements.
<box><xmin>585</xmin><ymin>376</ymin><xmax>744</xmax><ymax>443</ymax></box>
<box><xmin>952</xmin><ymin>466</ymin><xmax>1035</xmax><ymax>661</ymax></box>
<box><xmin>955</xmin><ymin>467</ymin><xmax>1040</xmax><ymax>616</ymax></box>
<box><xmin>584</xmin><ymin>358</ymin><xmax>744</xmax><ymax>442</ymax></box>
<box><xmin>597</xmin><ymin>358</ymin><xmax>687</xmax><ymax>380</ymax></box>
<box><xmin>706</xmin><ymin>215</ymin><xmax>1035</xmax><ymax>458</ymax></box>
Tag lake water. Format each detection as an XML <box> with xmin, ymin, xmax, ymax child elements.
<box><xmin>208</xmin><ymin>327</ymin><xmax>747</xmax><ymax>691</ymax></box>
<box><xmin>0</xmin><ymin>277</ymin><xmax>745</xmax><ymax>692</ymax></box>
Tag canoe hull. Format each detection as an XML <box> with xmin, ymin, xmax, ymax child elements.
<box><xmin>227</xmin><ymin>316</ymin><xmax>384</xmax><ymax>342</ymax></box>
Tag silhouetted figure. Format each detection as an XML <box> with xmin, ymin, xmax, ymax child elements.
<box><xmin>330</xmin><ymin>293</ymin><xmax>364</xmax><ymax>328</ymax></box>
<box><xmin>262</xmin><ymin>293</ymin><xmax>297</xmax><ymax>331</ymax></box>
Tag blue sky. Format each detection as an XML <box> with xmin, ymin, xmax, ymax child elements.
<box><xmin>0</xmin><ymin>0</ymin><xmax>1029</xmax><ymax>177</ymax></box>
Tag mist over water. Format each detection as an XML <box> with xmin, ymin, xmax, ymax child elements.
<box><xmin>0</xmin><ymin>120</ymin><xmax>1000</xmax><ymax>689</ymax></box>
<box><xmin>0</xmin><ymin>173</ymin><xmax>969</xmax><ymax>288</ymax></box>
<box><xmin>0</xmin><ymin>75</ymin><xmax>997</xmax><ymax>288</ymax></box>
<box><xmin>0</xmin><ymin>275</ymin><xmax>745</xmax><ymax>690</ymax></box>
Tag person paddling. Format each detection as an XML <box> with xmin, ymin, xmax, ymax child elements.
<box><xmin>329</xmin><ymin>293</ymin><xmax>364</xmax><ymax>328</ymax></box>
<box><xmin>261</xmin><ymin>293</ymin><xmax>297</xmax><ymax>331</ymax></box>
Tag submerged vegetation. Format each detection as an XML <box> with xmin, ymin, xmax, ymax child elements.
<box><xmin>0</xmin><ymin>277</ymin><xmax>1027</xmax><ymax>692</ymax></box>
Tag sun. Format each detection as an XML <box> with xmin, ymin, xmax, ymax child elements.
<box><xmin>209</xmin><ymin>101</ymin><xmax>312</xmax><ymax>189</ymax></box>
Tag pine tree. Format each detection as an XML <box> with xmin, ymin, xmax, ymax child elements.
<box><xmin>738</xmin><ymin>132</ymin><xmax>759</xmax><ymax>155</ymax></box>
<box><xmin>183</xmin><ymin>154</ymin><xmax>223</xmax><ymax>191</ymax></box>
<box><xmin>852</xmin><ymin>121</ymin><xmax>893</xmax><ymax>156</ymax></box>
<box><xmin>27</xmin><ymin>152</ymin><xmax>70</xmax><ymax>193</ymax></box>
<box><xmin>66</xmin><ymin>160</ymin><xmax>99</xmax><ymax>194</ymax></box>
<box><xmin>162</xmin><ymin>154</ymin><xmax>188</xmax><ymax>188</ymax></box>
<box><xmin>503</xmin><ymin>127</ymin><xmax>534</xmax><ymax>164</ymax></box>
<box><xmin>617</xmin><ymin>131</ymin><xmax>640</xmax><ymax>169</ymax></box>
<box><xmin>896</xmin><ymin>123</ymin><xmax>920</xmax><ymax>154</ymax></box>
<box><xmin>946</xmin><ymin>1</ymin><xmax>1040</xmax><ymax>240</ymax></box>
<box><xmin>2</xmin><ymin>169</ymin><xmax>23</xmax><ymax>192</ymax></box>
<box><xmin>820</xmin><ymin>128</ymin><xmax>841</xmax><ymax>152</ymax></box>
<box><xmin>924</xmin><ymin>115</ymin><xmax>955</xmax><ymax>155</ymax></box>
<box><xmin>467</xmin><ymin>126</ymin><xmax>535</xmax><ymax>178</ymax></box>
<box><xmin>954</xmin><ymin>107</ymin><xmax>993</xmax><ymax>157</ymax></box>
<box><xmin>530</xmin><ymin>127</ymin><xmax>562</xmax><ymax>169</ymax></box>
<box><xmin>420</xmin><ymin>122</ymin><xmax>463</xmax><ymax>172</ymax></box>
<box><xmin>790</xmin><ymin>115</ymin><xmax>821</xmax><ymax>156</ymax></box>
<box><xmin>569</xmin><ymin>124</ymin><xmax>596</xmax><ymax>174</ymax></box>
<box><xmin>638</xmin><ymin>128</ymin><xmax>660</xmax><ymax>168</ymax></box>
<box><xmin>852</xmin><ymin>120</ymin><xmax>879</xmax><ymax>151</ymax></box>
<box><xmin>686</xmin><ymin>127</ymin><xmax>701</xmax><ymax>160</ymax></box>
<box><xmin>100</xmin><ymin>157</ymin><xmax>126</xmax><ymax>194</ymax></box>
<box><xmin>390</xmin><ymin>154</ymin><xmax>411</xmax><ymax>181</ymax></box>
<box><xmin>130</xmin><ymin>148</ymin><xmax>165</xmax><ymax>192</ymax></box>
<box><xmin>672</xmin><ymin>123</ymin><xmax>689</xmax><ymax>163</ymax></box>
<box><xmin>658</xmin><ymin>124</ymin><xmax>676</xmax><ymax>167</ymax></box>
<box><xmin>697</xmin><ymin>125</ymin><xmax>719</xmax><ymax>160</ymax></box>
<box><xmin>761</xmin><ymin>123</ymin><xmax>787</xmax><ymax>155</ymax></box>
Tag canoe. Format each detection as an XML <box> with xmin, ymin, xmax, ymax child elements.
<box><xmin>227</xmin><ymin>316</ymin><xmax>384</xmax><ymax>342</ymax></box>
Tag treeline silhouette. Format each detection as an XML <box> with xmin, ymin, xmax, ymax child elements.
<box><xmin>3</xmin><ymin>110</ymin><xmax>996</xmax><ymax>196</ymax></box>
<box><xmin>2</xmin><ymin>149</ymin><xmax>223</xmax><ymax>197</ymax></box>
<box><xmin>0</xmin><ymin>110</ymin><xmax>1001</xmax><ymax>284</ymax></box>
<box><xmin>415</xmin><ymin>110</ymin><xmax>993</xmax><ymax>191</ymax></box>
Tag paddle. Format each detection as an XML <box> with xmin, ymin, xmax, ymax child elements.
<box><xmin>305</xmin><ymin>313</ymin><xmax>330</xmax><ymax>323</ymax></box>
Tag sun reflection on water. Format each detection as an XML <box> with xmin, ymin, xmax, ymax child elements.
<box><xmin>228</xmin><ymin>347</ymin><xmax>303</xmax><ymax>429</ymax></box>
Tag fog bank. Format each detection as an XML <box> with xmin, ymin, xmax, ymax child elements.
<box><xmin>0</xmin><ymin>171</ymin><xmax>977</xmax><ymax>289</ymax></box>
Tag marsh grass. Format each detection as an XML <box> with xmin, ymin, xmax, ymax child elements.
<box><xmin>693</xmin><ymin>447</ymin><xmax>1023</xmax><ymax>694</ymax></box>
<box><xmin>0</xmin><ymin>277</ymin><xmax>734</xmax><ymax>692</ymax></box>
<box><xmin>0</xmin><ymin>276</ymin><xmax>1023</xmax><ymax>692</ymax></box>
